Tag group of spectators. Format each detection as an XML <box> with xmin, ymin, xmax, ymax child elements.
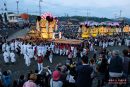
<box><xmin>58</xmin><ymin>25</ymin><xmax>79</xmax><ymax>39</ymax></box>
<box><xmin>0</xmin><ymin>44</ymin><xmax>130</xmax><ymax>87</ymax></box>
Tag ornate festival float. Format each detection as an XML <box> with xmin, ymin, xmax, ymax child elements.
<box><xmin>27</xmin><ymin>12</ymin><xmax>58</xmax><ymax>40</ymax></box>
<box><xmin>26</xmin><ymin>12</ymin><xmax>83</xmax><ymax>45</ymax></box>
<box><xmin>79</xmin><ymin>21</ymin><xmax>130</xmax><ymax>38</ymax></box>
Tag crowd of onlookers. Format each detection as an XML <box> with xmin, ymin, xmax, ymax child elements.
<box><xmin>0</xmin><ymin>22</ymin><xmax>32</xmax><ymax>30</ymax></box>
<box><xmin>58</xmin><ymin>25</ymin><xmax>79</xmax><ymax>39</ymax></box>
<box><xmin>0</xmin><ymin>22</ymin><xmax>34</xmax><ymax>39</ymax></box>
<box><xmin>0</xmin><ymin>42</ymin><xmax>130</xmax><ymax>87</ymax></box>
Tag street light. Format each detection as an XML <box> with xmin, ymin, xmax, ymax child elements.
<box><xmin>16</xmin><ymin>0</ymin><xmax>19</xmax><ymax>15</ymax></box>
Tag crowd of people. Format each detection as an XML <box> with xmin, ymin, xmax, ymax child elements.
<box><xmin>0</xmin><ymin>33</ymin><xmax>130</xmax><ymax>87</ymax></box>
<box><xmin>0</xmin><ymin>22</ymin><xmax>33</xmax><ymax>39</ymax></box>
<box><xmin>58</xmin><ymin>25</ymin><xmax>79</xmax><ymax>39</ymax></box>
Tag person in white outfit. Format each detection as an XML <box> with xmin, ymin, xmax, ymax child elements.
<box><xmin>24</xmin><ymin>53</ymin><xmax>31</xmax><ymax>66</ymax></box>
<box><xmin>29</xmin><ymin>47</ymin><xmax>34</xmax><ymax>59</ymax></box>
<box><xmin>50</xmin><ymin>43</ymin><xmax>55</xmax><ymax>52</ymax></box>
<box><xmin>90</xmin><ymin>43</ymin><xmax>94</xmax><ymax>51</ymax></box>
<box><xmin>73</xmin><ymin>47</ymin><xmax>77</xmax><ymax>58</ymax></box>
<box><xmin>37</xmin><ymin>46</ymin><xmax>42</xmax><ymax>57</ymax></box>
<box><xmin>2</xmin><ymin>42</ymin><xmax>6</xmax><ymax>52</ymax></box>
<box><xmin>3</xmin><ymin>50</ymin><xmax>9</xmax><ymax>64</ymax></box>
<box><xmin>60</xmin><ymin>46</ymin><xmax>63</xmax><ymax>56</ymax></box>
<box><xmin>15</xmin><ymin>40</ymin><xmax>18</xmax><ymax>52</ymax></box>
<box><xmin>6</xmin><ymin>43</ymin><xmax>11</xmax><ymax>53</ymax></box>
<box><xmin>82</xmin><ymin>48</ymin><xmax>86</xmax><ymax>56</ymax></box>
<box><xmin>23</xmin><ymin>43</ymin><xmax>27</xmax><ymax>55</ymax></box>
<box><xmin>102</xmin><ymin>42</ymin><xmax>106</xmax><ymax>48</ymax></box>
<box><xmin>99</xmin><ymin>41</ymin><xmax>102</xmax><ymax>47</ymax></box>
<box><xmin>126</xmin><ymin>39</ymin><xmax>129</xmax><ymax>46</ymax></box>
<box><xmin>41</xmin><ymin>44</ymin><xmax>45</xmax><ymax>57</ymax></box>
<box><xmin>10</xmin><ymin>51</ymin><xmax>16</xmax><ymax>63</ymax></box>
<box><xmin>10</xmin><ymin>41</ymin><xmax>15</xmax><ymax>51</ymax></box>
<box><xmin>105</xmin><ymin>41</ymin><xmax>108</xmax><ymax>48</ymax></box>
<box><xmin>49</xmin><ymin>49</ymin><xmax>53</xmax><ymax>63</ymax></box>
<box><xmin>26</xmin><ymin>46</ymin><xmax>32</xmax><ymax>59</ymax></box>
<box><xmin>20</xmin><ymin>42</ymin><xmax>24</xmax><ymax>54</ymax></box>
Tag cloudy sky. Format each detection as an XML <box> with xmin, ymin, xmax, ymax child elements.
<box><xmin>0</xmin><ymin>0</ymin><xmax>130</xmax><ymax>18</ymax></box>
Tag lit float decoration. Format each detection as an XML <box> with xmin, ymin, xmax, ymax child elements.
<box><xmin>80</xmin><ymin>22</ymin><xmax>122</xmax><ymax>38</ymax></box>
<box><xmin>123</xmin><ymin>25</ymin><xmax>130</xmax><ymax>33</ymax></box>
<box><xmin>28</xmin><ymin>12</ymin><xmax>58</xmax><ymax>39</ymax></box>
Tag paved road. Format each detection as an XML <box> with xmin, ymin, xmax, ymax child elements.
<box><xmin>7</xmin><ymin>28</ymin><xmax>30</xmax><ymax>41</ymax></box>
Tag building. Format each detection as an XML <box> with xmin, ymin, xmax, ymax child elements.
<box><xmin>7</xmin><ymin>12</ymin><xmax>19</xmax><ymax>23</ymax></box>
<box><xmin>1</xmin><ymin>12</ymin><xmax>29</xmax><ymax>24</ymax></box>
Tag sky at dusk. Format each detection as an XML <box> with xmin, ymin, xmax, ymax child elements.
<box><xmin>0</xmin><ymin>0</ymin><xmax>130</xmax><ymax>18</ymax></box>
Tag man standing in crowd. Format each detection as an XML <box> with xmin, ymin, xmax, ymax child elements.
<box><xmin>108</xmin><ymin>50</ymin><xmax>123</xmax><ymax>87</ymax></box>
<box><xmin>10</xmin><ymin>50</ymin><xmax>16</xmax><ymax>64</ymax></box>
<box><xmin>122</xmin><ymin>49</ymin><xmax>130</xmax><ymax>76</ymax></box>
<box><xmin>3</xmin><ymin>50</ymin><xmax>9</xmax><ymax>64</ymax></box>
<box><xmin>76</xmin><ymin>56</ymin><xmax>93</xmax><ymax>87</ymax></box>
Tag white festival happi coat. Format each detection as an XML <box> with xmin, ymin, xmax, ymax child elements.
<box><xmin>49</xmin><ymin>50</ymin><xmax>53</xmax><ymax>63</ymax></box>
<box><xmin>23</xmin><ymin>44</ymin><xmax>27</xmax><ymax>55</ymax></box>
<box><xmin>15</xmin><ymin>41</ymin><xmax>18</xmax><ymax>52</ymax></box>
<box><xmin>20</xmin><ymin>43</ymin><xmax>24</xmax><ymax>54</ymax></box>
<box><xmin>10</xmin><ymin>52</ymin><xmax>16</xmax><ymax>63</ymax></box>
<box><xmin>27</xmin><ymin>47</ymin><xmax>34</xmax><ymax>59</ymax></box>
<box><xmin>10</xmin><ymin>42</ymin><xmax>15</xmax><ymax>51</ymax></box>
<box><xmin>24</xmin><ymin>53</ymin><xmax>31</xmax><ymax>66</ymax></box>
<box><xmin>2</xmin><ymin>43</ymin><xmax>6</xmax><ymax>52</ymax></box>
<box><xmin>6</xmin><ymin>44</ymin><xmax>11</xmax><ymax>53</ymax></box>
<box><xmin>3</xmin><ymin>51</ymin><xmax>9</xmax><ymax>63</ymax></box>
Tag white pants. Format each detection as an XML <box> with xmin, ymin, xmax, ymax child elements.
<box><xmin>25</xmin><ymin>58</ymin><xmax>31</xmax><ymax>66</ymax></box>
<box><xmin>4</xmin><ymin>57</ymin><xmax>9</xmax><ymax>63</ymax></box>
<box><xmin>60</xmin><ymin>49</ymin><xmax>63</xmax><ymax>55</ymax></box>
<box><xmin>90</xmin><ymin>47</ymin><xmax>93</xmax><ymax>51</ymax></box>
<box><xmin>49</xmin><ymin>55</ymin><xmax>53</xmax><ymax>63</ymax></box>
<box><xmin>11</xmin><ymin>57</ymin><xmax>16</xmax><ymax>63</ymax></box>
<box><xmin>118</xmin><ymin>43</ymin><xmax>121</xmax><ymax>46</ymax></box>
<box><xmin>38</xmin><ymin>63</ymin><xmax>43</xmax><ymax>71</ymax></box>
<box><xmin>66</xmin><ymin>50</ymin><xmax>69</xmax><ymax>55</ymax></box>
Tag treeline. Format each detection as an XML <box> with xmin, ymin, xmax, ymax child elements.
<box><xmin>28</xmin><ymin>15</ymin><xmax>130</xmax><ymax>24</ymax></box>
<box><xmin>57</xmin><ymin>16</ymin><xmax>113</xmax><ymax>22</ymax></box>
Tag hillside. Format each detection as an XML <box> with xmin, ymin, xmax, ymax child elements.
<box><xmin>28</xmin><ymin>15</ymin><xmax>130</xmax><ymax>24</ymax></box>
<box><xmin>57</xmin><ymin>16</ymin><xmax>113</xmax><ymax>22</ymax></box>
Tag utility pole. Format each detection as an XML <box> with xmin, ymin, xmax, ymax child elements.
<box><xmin>86</xmin><ymin>9</ymin><xmax>90</xmax><ymax>24</ymax></box>
<box><xmin>120</xmin><ymin>10</ymin><xmax>122</xmax><ymax>18</ymax></box>
<box><xmin>39</xmin><ymin>0</ymin><xmax>42</xmax><ymax>16</ymax></box>
<box><xmin>1</xmin><ymin>8</ymin><xmax>5</xmax><ymax>23</ymax></box>
<box><xmin>16</xmin><ymin>0</ymin><xmax>19</xmax><ymax>15</ymax></box>
<box><xmin>3</xmin><ymin>1</ymin><xmax>8</xmax><ymax>23</ymax></box>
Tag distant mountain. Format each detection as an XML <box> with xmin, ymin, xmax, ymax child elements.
<box><xmin>58</xmin><ymin>16</ymin><xmax>113</xmax><ymax>23</ymax></box>
<box><xmin>28</xmin><ymin>15</ymin><xmax>130</xmax><ymax>24</ymax></box>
